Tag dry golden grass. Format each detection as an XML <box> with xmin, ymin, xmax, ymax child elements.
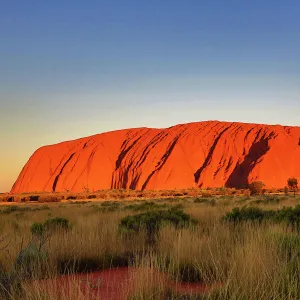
<box><xmin>0</xmin><ymin>194</ymin><xmax>299</xmax><ymax>299</ymax></box>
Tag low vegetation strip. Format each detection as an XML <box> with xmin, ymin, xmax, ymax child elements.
<box><xmin>223</xmin><ymin>205</ymin><xmax>300</xmax><ymax>230</ymax></box>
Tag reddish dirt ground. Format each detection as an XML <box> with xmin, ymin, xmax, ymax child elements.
<box><xmin>38</xmin><ymin>267</ymin><xmax>213</xmax><ymax>299</ymax></box>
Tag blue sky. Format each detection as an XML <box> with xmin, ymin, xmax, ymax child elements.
<box><xmin>0</xmin><ymin>0</ymin><xmax>299</xmax><ymax>191</ymax></box>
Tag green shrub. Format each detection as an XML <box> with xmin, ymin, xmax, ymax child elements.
<box><xmin>223</xmin><ymin>205</ymin><xmax>300</xmax><ymax>231</ymax></box>
<box><xmin>44</xmin><ymin>217</ymin><xmax>71</xmax><ymax>231</ymax></box>
<box><xmin>223</xmin><ymin>207</ymin><xmax>267</xmax><ymax>224</ymax></box>
<box><xmin>119</xmin><ymin>208</ymin><xmax>197</xmax><ymax>244</ymax></box>
<box><xmin>273</xmin><ymin>205</ymin><xmax>300</xmax><ymax>231</ymax></box>
<box><xmin>30</xmin><ymin>217</ymin><xmax>71</xmax><ymax>238</ymax></box>
<box><xmin>30</xmin><ymin>223</ymin><xmax>44</xmax><ymax>237</ymax></box>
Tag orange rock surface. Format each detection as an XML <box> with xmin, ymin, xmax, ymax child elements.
<box><xmin>11</xmin><ymin>121</ymin><xmax>300</xmax><ymax>193</ymax></box>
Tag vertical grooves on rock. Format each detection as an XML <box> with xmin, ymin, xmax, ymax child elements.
<box><xmin>11</xmin><ymin>121</ymin><xmax>300</xmax><ymax>193</ymax></box>
<box><xmin>141</xmin><ymin>136</ymin><xmax>180</xmax><ymax>190</ymax></box>
<box><xmin>52</xmin><ymin>153</ymin><xmax>75</xmax><ymax>192</ymax></box>
<box><xmin>194</xmin><ymin>125</ymin><xmax>232</xmax><ymax>185</ymax></box>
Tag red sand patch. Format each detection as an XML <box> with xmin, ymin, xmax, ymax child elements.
<box><xmin>37</xmin><ymin>267</ymin><xmax>213</xmax><ymax>299</ymax></box>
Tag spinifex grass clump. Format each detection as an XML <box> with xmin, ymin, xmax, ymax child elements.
<box><xmin>119</xmin><ymin>207</ymin><xmax>197</xmax><ymax>245</ymax></box>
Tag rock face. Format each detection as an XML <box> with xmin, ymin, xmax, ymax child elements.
<box><xmin>11</xmin><ymin>121</ymin><xmax>300</xmax><ymax>193</ymax></box>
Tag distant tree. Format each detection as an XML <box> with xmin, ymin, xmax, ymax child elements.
<box><xmin>249</xmin><ymin>181</ymin><xmax>265</xmax><ymax>195</ymax></box>
<box><xmin>284</xmin><ymin>186</ymin><xmax>289</xmax><ymax>196</ymax></box>
<box><xmin>287</xmin><ymin>178</ymin><xmax>298</xmax><ymax>197</ymax></box>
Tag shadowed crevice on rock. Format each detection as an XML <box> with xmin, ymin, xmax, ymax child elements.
<box><xmin>225</xmin><ymin>136</ymin><xmax>271</xmax><ymax>188</ymax></box>
<box><xmin>52</xmin><ymin>153</ymin><xmax>75</xmax><ymax>192</ymax></box>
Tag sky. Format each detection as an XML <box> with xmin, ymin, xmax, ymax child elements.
<box><xmin>0</xmin><ymin>0</ymin><xmax>299</xmax><ymax>192</ymax></box>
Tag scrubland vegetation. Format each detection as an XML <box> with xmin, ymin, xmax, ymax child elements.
<box><xmin>0</xmin><ymin>188</ymin><xmax>299</xmax><ymax>299</ymax></box>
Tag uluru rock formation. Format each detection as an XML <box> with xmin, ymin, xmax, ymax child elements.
<box><xmin>11</xmin><ymin>121</ymin><xmax>300</xmax><ymax>193</ymax></box>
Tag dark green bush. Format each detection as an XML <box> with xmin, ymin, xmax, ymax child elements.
<box><xmin>273</xmin><ymin>205</ymin><xmax>300</xmax><ymax>231</ymax></box>
<box><xmin>30</xmin><ymin>223</ymin><xmax>44</xmax><ymax>237</ymax></box>
<box><xmin>30</xmin><ymin>217</ymin><xmax>71</xmax><ymax>238</ymax></box>
<box><xmin>119</xmin><ymin>207</ymin><xmax>197</xmax><ymax>244</ymax></box>
<box><xmin>223</xmin><ymin>207</ymin><xmax>267</xmax><ymax>224</ymax></box>
<box><xmin>223</xmin><ymin>205</ymin><xmax>300</xmax><ymax>231</ymax></box>
<box><xmin>44</xmin><ymin>217</ymin><xmax>71</xmax><ymax>231</ymax></box>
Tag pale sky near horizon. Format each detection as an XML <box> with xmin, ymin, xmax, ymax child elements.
<box><xmin>0</xmin><ymin>1</ymin><xmax>299</xmax><ymax>192</ymax></box>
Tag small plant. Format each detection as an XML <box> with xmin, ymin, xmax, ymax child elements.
<box><xmin>288</xmin><ymin>177</ymin><xmax>298</xmax><ymax>197</ymax></box>
<box><xmin>249</xmin><ymin>181</ymin><xmax>265</xmax><ymax>195</ymax></box>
